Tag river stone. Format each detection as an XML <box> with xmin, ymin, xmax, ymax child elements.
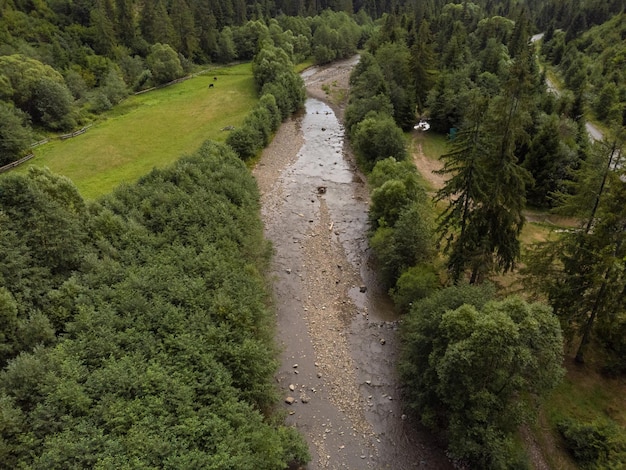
<box><xmin>285</xmin><ymin>396</ymin><xmax>295</xmax><ymax>405</ymax></box>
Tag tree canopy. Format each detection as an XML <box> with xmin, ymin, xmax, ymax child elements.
<box><xmin>400</xmin><ymin>289</ymin><xmax>564</xmax><ymax>468</ymax></box>
<box><xmin>0</xmin><ymin>142</ymin><xmax>309</xmax><ymax>468</ymax></box>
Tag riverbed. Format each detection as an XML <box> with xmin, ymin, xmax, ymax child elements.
<box><xmin>253</xmin><ymin>57</ymin><xmax>453</xmax><ymax>469</ymax></box>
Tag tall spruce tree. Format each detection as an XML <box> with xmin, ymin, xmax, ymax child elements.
<box><xmin>436</xmin><ymin>49</ymin><xmax>533</xmax><ymax>283</ymax></box>
<box><xmin>435</xmin><ymin>89</ymin><xmax>490</xmax><ymax>283</ymax></box>
<box><xmin>525</xmin><ymin>132</ymin><xmax>626</xmax><ymax>364</ymax></box>
<box><xmin>469</xmin><ymin>47</ymin><xmax>533</xmax><ymax>282</ymax></box>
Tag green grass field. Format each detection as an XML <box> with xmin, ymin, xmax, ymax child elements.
<box><xmin>18</xmin><ymin>63</ymin><xmax>257</xmax><ymax>199</ymax></box>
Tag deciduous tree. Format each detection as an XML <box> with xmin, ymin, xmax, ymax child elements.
<box><xmin>401</xmin><ymin>292</ymin><xmax>564</xmax><ymax>468</ymax></box>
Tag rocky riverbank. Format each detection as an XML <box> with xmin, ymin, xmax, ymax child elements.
<box><xmin>253</xmin><ymin>56</ymin><xmax>452</xmax><ymax>469</ymax></box>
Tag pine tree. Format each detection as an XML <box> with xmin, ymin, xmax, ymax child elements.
<box><xmin>524</xmin><ymin>130</ymin><xmax>626</xmax><ymax>364</ymax></box>
<box><xmin>169</xmin><ymin>0</ymin><xmax>199</xmax><ymax>58</ymax></box>
<box><xmin>116</xmin><ymin>0</ymin><xmax>136</xmax><ymax>49</ymax></box>
<box><xmin>410</xmin><ymin>19</ymin><xmax>437</xmax><ymax>112</ymax></box>
<box><xmin>435</xmin><ymin>90</ymin><xmax>490</xmax><ymax>283</ymax></box>
<box><xmin>470</xmin><ymin>49</ymin><xmax>533</xmax><ymax>281</ymax></box>
<box><xmin>140</xmin><ymin>0</ymin><xmax>174</xmax><ymax>46</ymax></box>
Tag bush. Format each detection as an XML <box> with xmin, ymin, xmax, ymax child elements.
<box><xmin>557</xmin><ymin>419</ymin><xmax>617</xmax><ymax>467</ymax></box>
<box><xmin>88</xmin><ymin>91</ymin><xmax>113</xmax><ymax>113</ymax></box>
<box><xmin>352</xmin><ymin>113</ymin><xmax>407</xmax><ymax>170</ymax></box>
<box><xmin>146</xmin><ymin>43</ymin><xmax>183</xmax><ymax>85</ymax></box>
<box><xmin>391</xmin><ymin>264</ymin><xmax>439</xmax><ymax>313</ymax></box>
<box><xmin>369</xmin><ymin>203</ymin><xmax>435</xmax><ymax>287</ymax></box>
<box><xmin>261</xmin><ymin>71</ymin><xmax>305</xmax><ymax>120</ymax></box>
<box><xmin>400</xmin><ymin>292</ymin><xmax>563</xmax><ymax>468</ymax></box>
<box><xmin>226</xmin><ymin>125</ymin><xmax>263</xmax><ymax>160</ymax></box>
<box><xmin>31</xmin><ymin>78</ymin><xmax>76</xmax><ymax>131</ymax></box>
<box><xmin>0</xmin><ymin>102</ymin><xmax>33</xmax><ymax>166</ymax></box>
<box><xmin>344</xmin><ymin>94</ymin><xmax>393</xmax><ymax>135</ymax></box>
<box><xmin>258</xmin><ymin>93</ymin><xmax>281</xmax><ymax>132</ymax></box>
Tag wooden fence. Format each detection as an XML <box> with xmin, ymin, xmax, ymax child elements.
<box><xmin>60</xmin><ymin>124</ymin><xmax>92</xmax><ymax>140</ymax></box>
<box><xmin>0</xmin><ymin>154</ymin><xmax>35</xmax><ymax>173</ymax></box>
<box><xmin>1</xmin><ymin>124</ymin><xmax>94</xmax><ymax>173</ymax></box>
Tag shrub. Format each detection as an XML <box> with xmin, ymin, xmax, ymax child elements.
<box><xmin>391</xmin><ymin>264</ymin><xmax>439</xmax><ymax>313</ymax></box>
<box><xmin>146</xmin><ymin>43</ymin><xmax>183</xmax><ymax>85</ymax></box>
<box><xmin>31</xmin><ymin>78</ymin><xmax>76</xmax><ymax>131</ymax></box>
<box><xmin>0</xmin><ymin>102</ymin><xmax>33</xmax><ymax>166</ymax></box>
<box><xmin>557</xmin><ymin>419</ymin><xmax>617</xmax><ymax>467</ymax></box>
<box><xmin>400</xmin><ymin>293</ymin><xmax>563</xmax><ymax>468</ymax></box>
<box><xmin>352</xmin><ymin>113</ymin><xmax>407</xmax><ymax>170</ymax></box>
<box><xmin>226</xmin><ymin>125</ymin><xmax>263</xmax><ymax>160</ymax></box>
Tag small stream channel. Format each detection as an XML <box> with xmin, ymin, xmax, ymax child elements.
<box><xmin>256</xmin><ymin>60</ymin><xmax>453</xmax><ymax>469</ymax></box>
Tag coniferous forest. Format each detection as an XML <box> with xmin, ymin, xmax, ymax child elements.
<box><xmin>1</xmin><ymin>0</ymin><xmax>626</xmax><ymax>468</ymax></box>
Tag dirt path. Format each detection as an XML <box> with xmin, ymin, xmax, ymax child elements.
<box><xmin>411</xmin><ymin>134</ymin><xmax>445</xmax><ymax>192</ymax></box>
<box><xmin>254</xmin><ymin>57</ymin><xmax>452</xmax><ymax>469</ymax></box>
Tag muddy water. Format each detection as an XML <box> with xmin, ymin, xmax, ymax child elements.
<box><xmin>256</xmin><ymin>61</ymin><xmax>453</xmax><ymax>469</ymax></box>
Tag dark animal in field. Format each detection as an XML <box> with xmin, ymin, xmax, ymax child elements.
<box><xmin>209</xmin><ymin>83</ymin><xmax>214</xmax><ymax>88</ymax></box>
<box><xmin>214</xmin><ymin>76</ymin><xmax>217</xmax><ymax>80</ymax></box>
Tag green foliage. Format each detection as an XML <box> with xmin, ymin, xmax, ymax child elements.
<box><xmin>400</xmin><ymin>293</ymin><xmax>564</xmax><ymax>468</ymax></box>
<box><xmin>225</xmin><ymin>125</ymin><xmax>263</xmax><ymax>160</ymax></box>
<box><xmin>523</xmin><ymin>113</ymin><xmax>579</xmax><ymax>208</ymax></box>
<box><xmin>390</xmin><ymin>264</ymin><xmax>439</xmax><ymax>313</ymax></box>
<box><xmin>0</xmin><ymin>102</ymin><xmax>33</xmax><ymax>166</ymax></box>
<box><xmin>0</xmin><ymin>167</ymin><xmax>90</xmax><ymax>322</ymax></box>
<box><xmin>524</xmin><ymin>134</ymin><xmax>626</xmax><ymax>365</ymax></box>
<box><xmin>368</xmin><ymin>157</ymin><xmax>419</xmax><ymax>189</ymax></box>
<box><xmin>31</xmin><ymin>77</ymin><xmax>77</xmax><ymax>131</ymax></box>
<box><xmin>374</xmin><ymin>41</ymin><xmax>415</xmax><ymax>130</ymax></box>
<box><xmin>146</xmin><ymin>43</ymin><xmax>184</xmax><ymax>84</ymax></box>
<box><xmin>367</xmin><ymin>158</ymin><xmax>435</xmax><ymax>291</ymax></box>
<box><xmin>216</xmin><ymin>26</ymin><xmax>237</xmax><ymax>63</ymax></box>
<box><xmin>352</xmin><ymin>114</ymin><xmax>407</xmax><ymax>170</ymax></box>
<box><xmin>252</xmin><ymin>42</ymin><xmax>293</xmax><ymax>91</ymax></box>
<box><xmin>0</xmin><ymin>55</ymin><xmax>76</xmax><ymax>131</ymax></box>
<box><xmin>227</xmin><ymin>41</ymin><xmax>303</xmax><ymax>161</ymax></box>
<box><xmin>344</xmin><ymin>93</ymin><xmax>394</xmax><ymax>136</ymax></box>
<box><xmin>557</xmin><ymin>419</ymin><xmax>622</xmax><ymax>468</ymax></box>
<box><xmin>0</xmin><ymin>142</ymin><xmax>309</xmax><ymax>468</ymax></box>
<box><xmin>553</xmin><ymin>13</ymin><xmax>626</xmax><ymax>127</ymax></box>
<box><xmin>310</xmin><ymin>10</ymin><xmax>362</xmax><ymax>64</ymax></box>
<box><xmin>258</xmin><ymin>93</ymin><xmax>281</xmax><ymax>132</ymax></box>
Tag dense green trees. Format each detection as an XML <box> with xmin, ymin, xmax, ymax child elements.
<box><xmin>0</xmin><ymin>103</ymin><xmax>33</xmax><ymax>166</ymax></box>
<box><xmin>541</xmin><ymin>12</ymin><xmax>626</xmax><ymax>129</ymax></box>
<box><xmin>0</xmin><ymin>143</ymin><xmax>310</xmax><ymax>467</ymax></box>
<box><xmin>524</xmin><ymin>134</ymin><xmax>626</xmax><ymax>370</ymax></box>
<box><xmin>342</xmin><ymin>6</ymin><xmax>623</xmax><ymax>468</ymax></box>
<box><xmin>400</xmin><ymin>287</ymin><xmax>564</xmax><ymax>468</ymax></box>
<box><xmin>366</xmin><ymin>157</ymin><xmax>435</xmax><ymax>307</ymax></box>
<box><xmin>226</xmin><ymin>40</ymin><xmax>304</xmax><ymax>160</ymax></box>
<box><xmin>0</xmin><ymin>3</ymin><xmax>369</xmax><ymax>165</ymax></box>
<box><xmin>0</xmin><ymin>55</ymin><xmax>77</xmax><ymax>131</ymax></box>
<box><xmin>435</xmin><ymin>47</ymin><xmax>536</xmax><ymax>283</ymax></box>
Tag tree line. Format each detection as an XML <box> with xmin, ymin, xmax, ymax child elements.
<box><xmin>0</xmin><ymin>3</ymin><xmax>371</xmax><ymax>166</ymax></box>
<box><xmin>0</xmin><ymin>24</ymin><xmax>317</xmax><ymax>465</ymax></box>
<box><xmin>345</xmin><ymin>3</ymin><xmax>625</xmax><ymax>468</ymax></box>
<box><xmin>0</xmin><ymin>143</ymin><xmax>310</xmax><ymax>468</ymax></box>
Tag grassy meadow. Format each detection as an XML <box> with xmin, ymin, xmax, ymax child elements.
<box><xmin>18</xmin><ymin>63</ymin><xmax>257</xmax><ymax>199</ymax></box>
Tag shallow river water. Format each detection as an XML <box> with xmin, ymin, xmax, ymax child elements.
<box><xmin>254</xmin><ymin>59</ymin><xmax>453</xmax><ymax>469</ymax></box>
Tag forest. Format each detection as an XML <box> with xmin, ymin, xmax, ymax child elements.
<box><xmin>1</xmin><ymin>0</ymin><xmax>626</xmax><ymax>468</ymax></box>
<box><xmin>340</xmin><ymin>2</ymin><xmax>625</xmax><ymax>468</ymax></box>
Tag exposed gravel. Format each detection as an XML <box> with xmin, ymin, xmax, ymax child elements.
<box><xmin>253</xmin><ymin>57</ymin><xmax>453</xmax><ymax>469</ymax></box>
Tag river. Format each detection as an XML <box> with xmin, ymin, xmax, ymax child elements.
<box><xmin>253</xmin><ymin>57</ymin><xmax>453</xmax><ymax>469</ymax></box>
